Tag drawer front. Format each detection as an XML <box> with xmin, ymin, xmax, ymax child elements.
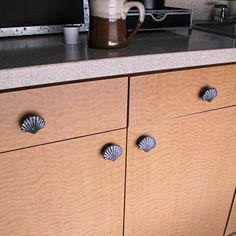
<box><xmin>0</xmin><ymin>129</ymin><xmax>126</xmax><ymax>236</ymax></box>
<box><xmin>130</xmin><ymin>64</ymin><xmax>236</xmax><ymax>127</ymax></box>
<box><xmin>0</xmin><ymin>77</ymin><xmax>128</xmax><ymax>153</ymax></box>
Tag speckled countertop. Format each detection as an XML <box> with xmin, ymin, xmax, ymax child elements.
<box><xmin>0</xmin><ymin>29</ymin><xmax>236</xmax><ymax>91</ymax></box>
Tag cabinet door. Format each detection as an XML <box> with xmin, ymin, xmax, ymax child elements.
<box><xmin>0</xmin><ymin>129</ymin><xmax>126</xmax><ymax>236</ymax></box>
<box><xmin>125</xmin><ymin>107</ymin><xmax>236</xmax><ymax>236</ymax></box>
<box><xmin>225</xmin><ymin>190</ymin><xmax>236</xmax><ymax>236</ymax></box>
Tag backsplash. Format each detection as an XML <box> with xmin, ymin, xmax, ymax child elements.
<box><xmin>165</xmin><ymin>0</ymin><xmax>229</xmax><ymax>20</ymax></box>
<box><xmin>228</xmin><ymin>1</ymin><xmax>236</xmax><ymax>15</ymax></box>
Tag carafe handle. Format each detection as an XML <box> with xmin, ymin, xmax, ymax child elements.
<box><xmin>123</xmin><ymin>1</ymin><xmax>145</xmax><ymax>43</ymax></box>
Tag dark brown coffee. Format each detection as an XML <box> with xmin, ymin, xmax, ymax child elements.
<box><xmin>89</xmin><ymin>16</ymin><xmax>127</xmax><ymax>49</ymax></box>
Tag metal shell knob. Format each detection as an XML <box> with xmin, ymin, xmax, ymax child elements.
<box><xmin>102</xmin><ymin>144</ymin><xmax>122</xmax><ymax>161</ymax></box>
<box><xmin>21</xmin><ymin>115</ymin><xmax>46</xmax><ymax>134</ymax></box>
<box><xmin>138</xmin><ymin>136</ymin><xmax>156</xmax><ymax>152</ymax></box>
<box><xmin>202</xmin><ymin>88</ymin><xmax>217</xmax><ymax>102</ymax></box>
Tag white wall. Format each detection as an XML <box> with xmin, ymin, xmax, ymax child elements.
<box><xmin>165</xmin><ymin>0</ymin><xmax>229</xmax><ymax>20</ymax></box>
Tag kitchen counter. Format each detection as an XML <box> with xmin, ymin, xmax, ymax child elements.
<box><xmin>0</xmin><ymin>29</ymin><xmax>236</xmax><ymax>90</ymax></box>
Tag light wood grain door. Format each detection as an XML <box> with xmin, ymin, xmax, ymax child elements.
<box><xmin>0</xmin><ymin>129</ymin><xmax>126</xmax><ymax>236</ymax></box>
<box><xmin>125</xmin><ymin>107</ymin><xmax>236</xmax><ymax>236</ymax></box>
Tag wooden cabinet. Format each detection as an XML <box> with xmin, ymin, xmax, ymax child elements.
<box><xmin>225</xmin><ymin>191</ymin><xmax>236</xmax><ymax>236</ymax></box>
<box><xmin>0</xmin><ymin>64</ymin><xmax>236</xmax><ymax>236</ymax></box>
<box><xmin>0</xmin><ymin>129</ymin><xmax>126</xmax><ymax>236</ymax></box>
<box><xmin>125</xmin><ymin>108</ymin><xmax>236</xmax><ymax>236</ymax></box>
<box><xmin>125</xmin><ymin>65</ymin><xmax>236</xmax><ymax>236</ymax></box>
<box><xmin>0</xmin><ymin>76</ymin><xmax>128</xmax><ymax>236</ymax></box>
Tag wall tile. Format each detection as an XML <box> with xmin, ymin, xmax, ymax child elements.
<box><xmin>228</xmin><ymin>0</ymin><xmax>236</xmax><ymax>15</ymax></box>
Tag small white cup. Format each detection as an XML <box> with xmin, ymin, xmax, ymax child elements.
<box><xmin>63</xmin><ymin>26</ymin><xmax>80</xmax><ymax>45</ymax></box>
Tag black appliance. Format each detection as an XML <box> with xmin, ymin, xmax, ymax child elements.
<box><xmin>139</xmin><ymin>0</ymin><xmax>165</xmax><ymax>10</ymax></box>
<box><xmin>127</xmin><ymin>0</ymin><xmax>192</xmax><ymax>32</ymax></box>
<box><xmin>0</xmin><ymin>0</ymin><xmax>89</xmax><ymax>37</ymax></box>
<box><xmin>127</xmin><ymin>7</ymin><xmax>192</xmax><ymax>32</ymax></box>
<box><xmin>0</xmin><ymin>0</ymin><xmax>192</xmax><ymax>37</ymax></box>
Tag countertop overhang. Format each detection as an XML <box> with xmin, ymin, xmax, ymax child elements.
<box><xmin>0</xmin><ymin>29</ymin><xmax>236</xmax><ymax>91</ymax></box>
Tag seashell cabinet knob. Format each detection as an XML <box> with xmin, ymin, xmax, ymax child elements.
<box><xmin>102</xmin><ymin>144</ymin><xmax>123</xmax><ymax>161</ymax></box>
<box><xmin>138</xmin><ymin>136</ymin><xmax>156</xmax><ymax>152</ymax></box>
<box><xmin>21</xmin><ymin>115</ymin><xmax>46</xmax><ymax>134</ymax></box>
<box><xmin>202</xmin><ymin>88</ymin><xmax>217</xmax><ymax>102</ymax></box>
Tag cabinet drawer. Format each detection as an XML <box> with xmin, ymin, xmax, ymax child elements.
<box><xmin>0</xmin><ymin>129</ymin><xmax>126</xmax><ymax>236</ymax></box>
<box><xmin>130</xmin><ymin>64</ymin><xmax>236</xmax><ymax>127</ymax></box>
<box><xmin>0</xmin><ymin>77</ymin><xmax>128</xmax><ymax>153</ymax></box>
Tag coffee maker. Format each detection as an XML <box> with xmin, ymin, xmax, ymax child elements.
<box><xmin>127</xmin><ymin>0</ymin><xmax>193</xmax><ymax>32</ymax></box>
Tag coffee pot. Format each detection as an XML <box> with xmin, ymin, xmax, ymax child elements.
<box><xmin>88</xmin><ymin>0</ymin><xmax>145</xmax><ymax>49</ymax></box>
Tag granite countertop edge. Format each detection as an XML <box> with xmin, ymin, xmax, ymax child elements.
<box><xmin>0</xmin><ymin>47</ymin><xmax>236</xmax><ymax>91</ymax></box>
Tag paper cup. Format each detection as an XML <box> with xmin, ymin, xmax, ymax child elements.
<box><xmin>63</xmin><ymin>26</ymin><xmax>80</xmax><ymax>44</ymax></box>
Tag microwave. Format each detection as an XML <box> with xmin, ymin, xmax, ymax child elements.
<box><xmin>0</xmin><ymin>0</ymin><xmax>89</xmax><ymax>37</ymax></box>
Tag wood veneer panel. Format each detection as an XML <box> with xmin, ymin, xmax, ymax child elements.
<box><xmin>125</xmin><ymin>107</ymin><xmax>236</xmax><ymax>236</ymax></box>
<box><xmin>226</xmin><ymin>192</ymin><xmax>236</xmax><ymax>236</ymax></box>
<box><xmin>130</xmin><ymin>64</ymin><xmax>236</xmax><ymax>127</ymax></box>
<box><xmin>0</xmin><ymin>77</ymin><xmax>128</xmax><ymax>153</ymax></box>
<box><xmin>0</xmin><ymin>129</ymin><xmax>126</xmax><ymax>236</ymax></box>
